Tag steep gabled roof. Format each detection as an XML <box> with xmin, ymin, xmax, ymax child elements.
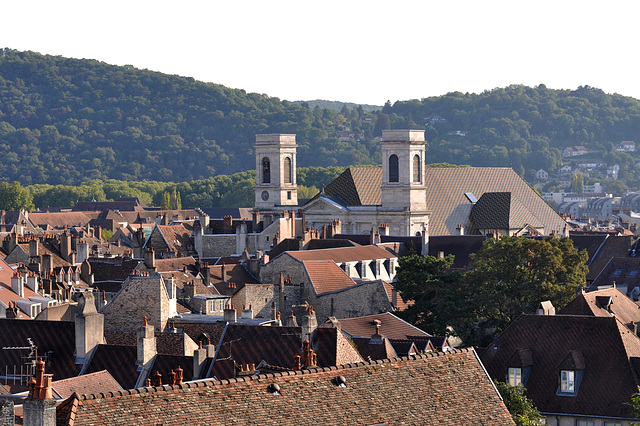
<box><xmin>303</xmin><ymin>260</ymin><xmax>357</xmax><ymax>295</ymax></box>
<box><xmin>51</xmin><ymin>370</ymin><xmax>123</xmax><ymax>399</ymax></box>
<box><xmin>480</xmin><ymin>314</ymin><xmax>640</xmax><ymax>419</ymax></box>
<box><xmin>470</xmin><ymin>192</ymin><xmax>544</xmax><ymax>232</ymax></box>
<box><xmin>58</xmin><ymin>349</ymin><xmax>515</xmax><ymax>425</ymax></box>
<box><xmin>317</xmin><ymin>167</ymin><xmax>382</xmax><ymax>206</ymax></box>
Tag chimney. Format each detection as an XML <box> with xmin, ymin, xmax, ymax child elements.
<box><xmin>301</xmin><ymin>305</ymin><xmax>318</xmax><ymax>342</ymax></box>
<box><xmin>378</xmin><ymin>223</ymin><xmax>389</xmax><ymax>236</ymax></box>
<box><xmin>193</xmin><ymin>342</ymin><xmax>207</xmax><ymax>380</ymax></box>
<box><xmin>201</xmin><ymin>214</ymin><xmax>210</xmax><ymax>230</ymax></box>
<box><xmin>26</xmin><ymin>274</ymin><xmax>39</xmax><ymax>293</ymax></box>
<box><xmin>11</xmin><ymin>274</ymin><xmax>24</xmax><ymax>297</ymax></box>
<box><xmin>392</xmin><ymin>286</ymin><xmax>398</xmax><ymax>309</ymax></box>
<box><xmin>298</xmin><ymin>209</ymin><xmax>306</xmax><ymax>233</ymax></box>
<box><xmin>41</xmin><ymin>254</ymin><xmax>52</xmax><ymax>276</ymax></box>
<box><xmin>221</xmin><ymin>263</ymin><xmax>227</xmax><ymax>281</ymax></box>
<box><xmin>632</xmin><ymin>321</ymin><xmax>639</xmax><ymax>336</ymax></box>
<box><xmin>278</xmin><ymin>272</ymin><xmax>285</xmax><ymax>314</ymax></box>
<box><xmin>61</xmin><ymin>231</ymin><xmax>72</xmax><ymax>263</ymax></box>
<box><xmin>301</xmin><ymin>339</ymin><xmax>317</xmax><ymax>368</ymax></box>
<box><xmin>286</xmin><ymin>311</ymin><xmax>298</xmax><ymax>327</ymax></box>
<box><xmin>144</xmin><ymin>248</ymin><xmax>156</xmax><ymax>270</ymax></box>
<box><xmin>137</xmin><ymin>316</ymin><xmax>157</xmax><ymax>369</ymax></box>
<box><xmin>205</xmin><ymin>338</ymin><xmax>216</xmax><ymax>358</ymax></box>
<box><xmin>76</xmin><ymin>241</ymin><xmax>89</xmax><ymax>264</ymax></box>
<box><xmin>241</xmin><ymin>305</ymin><xmax>254</xmax><ymax>319</ymax></box>
<box><xmin>201</xmin><ymin>263</ymin><xmax>211</xmax><ymax>286</ymax></box>
<box><xmin>23</xmin><ymin>358</ymin><xmax>56</xmax><ymax>426</ymax></box>
<box><xmin>290</xmin><ymin>210</ymin><xmax>296</xmax><ymax>237</ymax></box>
<box><xmin>174</xmin><ymin>366</ymin><xmax>183</xmax><ymax>385</ymax></box>
<box><xmin>224</xmin><ymin>305</ymin><xmax>237</xmax><ymax>322</ymax></box>
<box><xmin>253</xmin><ymin>209</ymin><xmax>260</xmax><ymax>229</ymax></box>
<box><xmin>75</xmin><ymin>291</ymin><xmax>104</xmax><ymax>362</ymax></box>
<box><xmin>223</xmin><ymin>215</ymin><xmax>233</xmax><ymax>233</ymax></box>
<box><xmin>456</xmin><ymin>224</ymin><xmax>464</xmax><ymax>236</ymax></box>
<box><xmin>151</xmin><ymin>371</ymin><xmax>162</xmax><ymax>387</ymax></box>
<box><xmin>29</xmin><ymin>240</ymin><xmax>39</xmax><ymax>257</ymax></box>
<box><xmin>370</xmin><ymin>320</ymin><xmax>384</xmax><ymax>344</ymax></box>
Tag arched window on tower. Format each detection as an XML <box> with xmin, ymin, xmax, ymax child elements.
<box><xmin>389</xmin><ymin>154</ymin><xmax>399</xmax><ymax>183</ymax></box>
<box><xmin>284</xmin><ymin>157</ymin><xmax>292</xmax><ymax>184</ymax></box>
<box><xmin>262</xmin><ymin>157</ymin><xmax>271</xmax><ymax>184</ymax></box>
<box><xmin>412</xmin><ymin>154</ymin><xmax>421</xmax><ymax>183</ymax></box>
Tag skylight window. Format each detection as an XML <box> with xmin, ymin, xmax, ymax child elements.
<box><xmin>465</xmin><ymin>192</ymin><xmax>478</xmax><ymax>203</ymax></box>
<box><xmin>613</xmin><ymin>269</ymin><xmax>623</xmax><ymax>277</ymax></box>
<box><xmin>630</xmin><ymin>270</ymin><xmax>638</xmax><ymax>277</ymax></box>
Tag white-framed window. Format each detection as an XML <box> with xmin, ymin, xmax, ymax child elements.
<box><xmin>507</xmin><ymin>367</ymin><xmax>522</xmax><ymax>387</ymax></box>
<box><xmin>560</xmin><ymin>370</ymin><xmax>575</xmax><ymax>393</ymax></box>
<box><xmin>603</xmin><ymin>422</ymin><xmax>622</xmax><ymax>426</ymax></box>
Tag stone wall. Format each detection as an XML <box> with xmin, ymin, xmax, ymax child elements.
<box><xmin>311</xmin><ymin>280</ymin><xmax>392</xmax><ymax>323</ymax></box>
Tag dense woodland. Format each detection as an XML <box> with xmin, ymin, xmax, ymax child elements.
<box><xmin>2</xmin><ymin>49</ymin><xmax>640</xmax><ymax>208</ymax></box>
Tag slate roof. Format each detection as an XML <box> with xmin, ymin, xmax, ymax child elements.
<box><xmin>570</xmin><ymin>234</ymin><xmax>633</xmax><ymax>282</ymax></box>
<box><xmin>57</xmin><ymin>349</ymin><xmax>514</xmax><ymax>425</ymax></box>
<box><xmin>480</xmin><ymin>314</ymin><xmax>640</xmax><ymax>419</ymax></box>
<box><xmin>317</xmin><ymin>167</ymin><xmax>383</xmax><ymax>206</ymax></box>
<box><xmin>89</xmin><ymin>258</ymin><xmax>140</xmax><ymax>283</ymax></box>
<box><xmin>338</xmin><ymin>312</ymin><xmax>430</xmax><ymax>340</ymax></box>
<box><xmin>176</xmin><ymin>322</ymin><xmax>227</xmax><ymax>348</ymax></box>
<box><xmin>428</xmin><ymin>235</ymin><xmax>488</xmax><ymax>269</ymax></box>
<box><xmin>351</xmin><ymin>336</ymin><xmax>397</xmax><ymax>361</ymax></box>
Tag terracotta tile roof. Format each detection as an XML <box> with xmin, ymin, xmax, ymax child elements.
<box><xmin>27</xmin><ymin>211</ymin><xmax>94</xmax><ymax>229</ymax></box>
<box><xmin>382</xmin><ymin>281</ymin><xmax>413</xmax><ymax>310</ymax></box>
<box><xmin>288</xmin><ymin>245</ymin><xmax>394</xmax><ymax>263</ymax></box>
<box><xmin>0</xmin><ymin>319</ymin><xmax>81</xmax><ymax>380</ymax></box>
<box><xmin>424</xmin><ymin>167</ymin><xmax>566</xmax><ymax>236</ymax></box>
<box><xmin>208</xmin><ymin>263</ymin><xmax>258</xmax><ymax>296</ymax></box>
<box><xmin>560</xmin><ymin>287</ymin><xmax>640</xmax><ymax>326</ymax></box>
<box><xmin>207</xmin><ymin>324</ymin><xmax>302</xmax><ymax>380</ymax></box>
<box><xmin>480</xmin><ymin>314</ymin><xmax>640</xmax><ymax>419</ymax></box>
<box><xmin>303</xmin><ymin>260</ymin><xmax>356</xmax><ymax>294</ymax></box>
<box><xmin>59</xmin><ymin>349</ymin><xmax>514</xmax><ymax>425</ymax></box>
<box><xmin>338</xmin><ymin>312</ymin><xmax>430</xmax><ymax>340</ymax></box>
<box><xmin>51</xmin><ymin>370</ymin><xmax>123</xmax><ymax>399</ymax></box>
<box><xmin>146</xmin><ymin>224</ymin><xmax>194</xmax><ymax>257</ymax></box>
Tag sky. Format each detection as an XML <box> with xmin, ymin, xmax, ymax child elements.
<box><xmin>3</xmin><ymin>1</ymin><xmax>639</xmax><ymax>106</ymax></box>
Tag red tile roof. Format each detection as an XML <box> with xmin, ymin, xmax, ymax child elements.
<box><xmin>288</xmin><ymin>245</ymin><xmax>394</xmax><ymax>263</ymax></box>
<box><xmin>338</xmin><ymin>312</ymin><xmax>430</xmax><ymax>340</ymax></box>
<box><xmin>58</xmin><ymin>349</ymin><xmax>514</xmax><ymax>425</ymax></box>
<box><xmin>559</xmin><ymin>287</ymin><xmax>640</xmax><ymax>326</ymax></box>
<box><xmin>303</xmin><ymin>260</ymin><xmax>356</xmax><ymax>294</ymax></box>
<box><xmin>51</xmin><ymin>370</ymin><xmax>123</xmax><ymax>399</ymax></box>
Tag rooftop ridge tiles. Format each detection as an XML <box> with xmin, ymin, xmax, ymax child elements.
<box><xmin>74</xmin><ymin>348</ymin><xmax>473</xmax><ymax>401</ymax></box>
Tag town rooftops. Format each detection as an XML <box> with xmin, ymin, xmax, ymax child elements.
<box><xmin>338</xmin><ymin>312</ymin><xmax>430</xmax><ymax>340</ymax></box>
<box><xmin>287</xmin><ymin>245</ymin><xmax>394</xmax><ymax>263</ymax></box>
<box><xmin>56</xmin><ymin>349</ymin><xmax>514</xmax><ymax>425</ymax></box>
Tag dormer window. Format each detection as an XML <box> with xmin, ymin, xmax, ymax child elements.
<box><xmin>560</xmin><ymin>370</ymin><xmax>575</xmax><ymax>393</ymax></box>
<box><xmin>507</xmin><ymin>367</ymin><xmax>522</xmax><ymax>387</ymax></box>
<box><xmin>557</xmin><ymin>350</ymin><xmax>585</xmax><ymax>396</ymax></box>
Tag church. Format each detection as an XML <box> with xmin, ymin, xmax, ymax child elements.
<box><xmin>253</xmin><ymin>130</ymin><xmax>567</xmax><ymax>240</ymax></box>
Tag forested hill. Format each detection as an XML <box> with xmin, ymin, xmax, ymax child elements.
<box><xmin>2</xmin><ymin>49</ymin><xmax>640</xmax><ymax>186</ymax></box>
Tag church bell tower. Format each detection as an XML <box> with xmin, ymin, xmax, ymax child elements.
<box><xmin>254</xmin><ymin>134</ymin><xmax>298</xmax><ymax>210</ymax></box>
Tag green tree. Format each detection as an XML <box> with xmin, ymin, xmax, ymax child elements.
<box><xmin>571</xmin><ymin>172</ymin><xmax>584</xmax><ymax>193</ymax></box>
<box><xmin>0</xmin><ymin>181</ymin><xmax>35</xmax><ymax>211</ymax></box>
<box><xmin>394</xmin><ymin>254</ymin><xmax>473</xmax><ymax>337</ymax></box>
<box><xmin>466</xmin><ymin>236</ymin><xmax>588</xmax><ymax>338</ymax></box>
<box><xmin>495</xmin><ymin>382</ymin><xmax>544</xmax><ymax>426</ymax></box>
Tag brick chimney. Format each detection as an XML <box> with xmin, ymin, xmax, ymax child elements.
<box><xmin>23</xmin><ymin>358</ymin><xmax>55</xmax><ymax>426</ymax></box>
<box><xmin>223</xmin><ymin>215</ymin><xmax>233</xmax><ymax>233</ymax></box>
<box><xmin>75</xmin><ymin>290</ymin><xmax>104</xmax><ymax>363</ymax></box>
<box><xmin>301</xmin><ymin>340</ymin><xmax>317</xmax><ymax>368</ymax></box>
<box><xmin>137</xmin><ymin>316</ymin><xmax>157</xmax><ymax>370</ymax></box>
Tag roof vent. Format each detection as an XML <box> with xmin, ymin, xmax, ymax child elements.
<box><xmin>267</xmin><ymin>383</ymin><xmax>281</xmax><ymax>395</ymax></box>
<box><xmin>334</xmin><ymin>375</ymin><xmax>347</xmax><ymax>388</ymax></box>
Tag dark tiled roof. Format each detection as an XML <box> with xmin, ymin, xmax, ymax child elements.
<box><xmin>339</xmin><ymin>312</ymin><xmax>430</xmax><ymax>340</ymax></box>
<box><xmin>351</xmin><ymin>336</ymin><xmax>397</xmax><ymax>361</ymax></box>
<box><xmin>0</xmin><ymin>319</ymin><xmax>80</xmax><ymax>380</ymax></box>
<box><xmin>60</xmin><ymin>349</ymin><xmax>515</xmax><ymax>425</ymax></box>
<box><xmin>470</xmin><ymin>192</ymin><xmax>544</xmax><ymax>232</ymax></box>
<box><xmin>480</xmin><ymin>314</ymin><xmax>640</xmax><ymax>419</ymax></box>
<box><xmin>207</xmin><ymin>324</ymin><xmax>302</xmax><ymax>380</ymax></box>
<box><xmin>84</xmin><ymin>344</ymin><xmax>139</xmax><ymax>390</ymax></box>
<box><xmin>89</xmin><ymin>258</ymin><xmax>139</xmax><ymax>282</ymax></box>
<box><xmin>428</xmin><ymin>235</ymin><xmax>488</xmax><ymax>269</ymax></box>
<box><xmin>312</xmin><ymin>327</ymin><xmax>364</xmax><ymax>367</ymax></box>
<box><xmin>175</xmin><ymin>322</ymin><xmax>227</xmax><ymax>348</ymax></box>
<box><xmin>588</xmin><ymin>257</ymin><xmax>640</xmax><ymax>291</ymax></box>
<box><xmin>305</xmin><ymin>238</ymin><xmax>358</xmax><ymax>250</ymax></box>
<box><xmin>27</xmin><ymin>212</ymin><xmax>94</xmax><ymax>229</ymax></box>
<box><xmin>149</xmin><ymin>354</ymin><xmax>194</xmax><ymax>385</ymax></box>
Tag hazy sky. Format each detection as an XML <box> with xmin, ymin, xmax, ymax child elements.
<box><xmin>3</xmin><ymin>1</ymin><xmax>639</xmax><ymax>105</ymax></box>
